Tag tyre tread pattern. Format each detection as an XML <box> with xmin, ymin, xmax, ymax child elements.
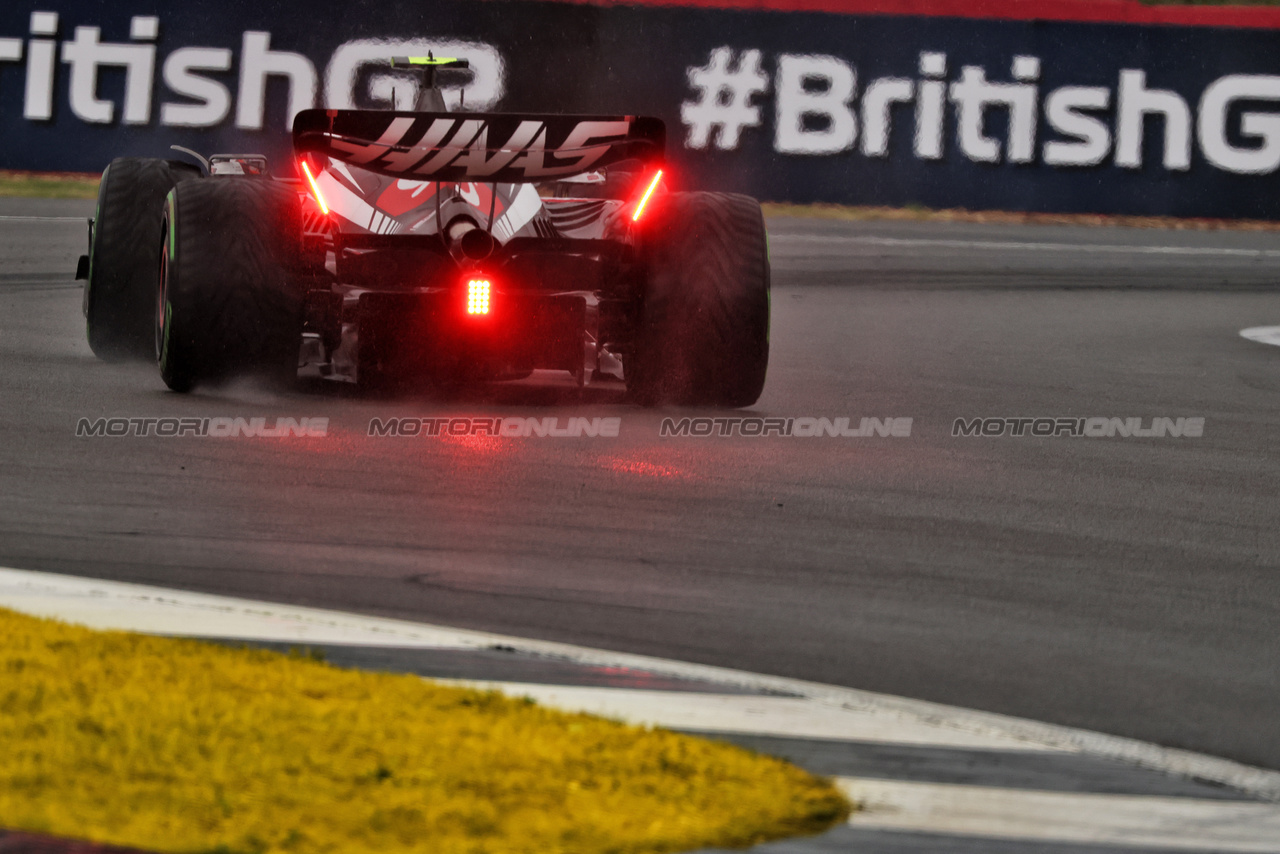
<box><xmin>159</xmin><ymin>178</ymin><xmax>303</xmax><ymax>391</ymax></box>
<box><xmin>85</xmin><ymin>158</ymin><xmax>200</xmax><ymax>360</ymax></box>
<box><xmin>630</xmin><ymin>192</ymin><xmax>770</xmax><ymax>407</ymax></box>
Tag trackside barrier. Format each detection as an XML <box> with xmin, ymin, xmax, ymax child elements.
<box><xmin>1</xmin><ymin>0</ymin><xmax>1279</xmax><ymax>217</ymax></box>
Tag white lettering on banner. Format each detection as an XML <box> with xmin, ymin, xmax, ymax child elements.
<box><xmin>23</xmin><ymin>11</ymin><xmax>57</xmax><ymax>121</ymax></box>
<box><xmin>1043</xmin><ymin>86</ymin><xmax>1112</xmax><ymax>166</ymax></box>
<box><xmin>949</xmin><ymin>57</ymin><xmax>1039</xmax><ymax>163</ymax></box>
<box><xmin>775</xmin><ymin>54</ymin><xmax>857</xmax><ymax>155</ymax></box>
<box><xmin>1</xmin><ymin>16</ymin><xmax>499</xmax><ymax>134</ymax></box>
<box><xmin>235</xmin><ymin>31</ymin><xmax>316</xmax><ymax>130</ymax></box>
<box><xmin>161</xmin><ymin>47</ymin><xmax>232</xmax><ymax>127</ymax></box>
<box><xmin>915</xmin><ymin>52</ymin><xmax>947</xmax><ymax>160</ymax></box>
<box><xmin>1198</xmin><ymin>75</ymin><xmax>1280</xmax><ymax>174</ymax></box>
<box><xmin>0</xmin><ymin>14</ymin><xmax>504</xmax><ymax>135</ymax></box>
<box><xmin>861</xmin><ymin>76</ymin><xmax>913</xmax><ymax>157</ymax></box>
<box><xmin>61</xmin><ymin>17</ymin><xmax>158</xmax><ymax>124</ymax></box>
<box><xmin>0</xmin><ymin>15</ymin><xmax>510</xmax><ymax>143</ymax></box>
<box><xmin>680</xmin><ymin>47</ymin><xmax>1280</xmax><ymax>176</ymax></box>
<box><xmin>1</xmin><ymin>10</ymin><xmax>1278</xmax><ymax>184</ymax></box>
<box><xmin>0</xmin><ymin>37</ymin><xmax>21</xmax><ymax>97</ymax></box>
<box><xmin>1115</xmin><ymin>69</ymin><xmax>1191</xmax><ymax>170</ymax></box>
<box><xmin>682</xmin><ymin>46</ymin><xmax>769</xmax><ymax>150</ymax></box>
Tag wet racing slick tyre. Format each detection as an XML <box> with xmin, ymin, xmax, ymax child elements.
<box><xmin>628</xmin><ymin>192</ymin><xmax>770</xmax><ymax>407</ymax></box>
<box><xmin>84</xmin><ymin>158</ymin><xmax>202</xmax><ymax>360</ymax></box>
<box><xmin>157</xmin><ymin>178</ymin><xmax>304</xmax><ymax>392</ymax></box>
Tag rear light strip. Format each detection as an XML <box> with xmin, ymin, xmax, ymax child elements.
<box><xmin>631</xmin><ymin>170</ymin><xmax>664</xmax><ymax>222</ymax></box>
<box><xmin>300</xmin><ymin>159</ymin><xmax>330</xmax><ymax>216</ymax></box>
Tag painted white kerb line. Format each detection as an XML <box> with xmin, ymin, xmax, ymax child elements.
<box><xmin>428</xmin><ymin>680</ymin><xmax>1047</xmax><ymax>751</ymax></box>
<box><xmin>772</xmin><ymin>234</ymin><xmax>1280</xmax><ymax>258</ymax></box>
<box><xmin>2</xmin><ymin>565</ymin><xmax>1279</xmax><ymax>802</ymax></box>
<box><xmin>1240</xmin><ymin>326</ymin><xmax>1280</xmax><ymax>347</ymax></box>
<box><xmin>841</xmin><ymin>779</ymin><xmax>1280</xmax><ymax>853</ymax></box>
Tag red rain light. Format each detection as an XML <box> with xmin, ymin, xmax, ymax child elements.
<box><xmin>631</xmin><ymin>170</ymin><xmax>664</xmax><ymax>222</ymax></box>
<box><xmin>466</xmin><ymin>278</ymin><xmax>491</xmax><ymax>315</ymax></box>
<box><xmin>300</xmin><ymin>159</ymin><xmax>329</xmax><ymax>215</ymax></box>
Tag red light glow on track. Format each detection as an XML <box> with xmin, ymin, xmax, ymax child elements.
<box><xmin>438</xmin><ymin>433</ymin><xmax>505</xmax><ymax>454</ymax></box>
<box><xmin>605</xmin><ymin>458</ymin><xmax>686</xmax><ymax>479</ymax></box>
<box><xmin>300</xmin><ymin>160</ymin><xmax>329</xmax><ymax>215</ymax></box>
<box><xmin>467</xmin><ymin>279</ymin><xmax>491</xmax><ymax>315</ymax></box>
<box><xmin>631</xmin><ymin>170</ymin><xmax>664</xmax><ymax>222</ymax></box>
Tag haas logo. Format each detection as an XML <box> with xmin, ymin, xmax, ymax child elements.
<box><xmin>329</xmin><ymin>118</ymin><xmax>632</xmax><ymax>179</ymax></box>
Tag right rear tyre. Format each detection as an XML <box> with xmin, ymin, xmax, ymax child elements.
<box><xmin>158</xmin><ymin>179</ymin><xmax>304</xmax><ymax>392</ymax></box>
<box><xmin>628</xmin><ymin>191</ymin><xmax>771</xmax><ymax>407</ymax></box>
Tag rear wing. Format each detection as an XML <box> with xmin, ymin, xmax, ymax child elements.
<box><xmin>293</xmin><ymin>110</ymin><xmax>665</xmax><ymax>183</ymax></box>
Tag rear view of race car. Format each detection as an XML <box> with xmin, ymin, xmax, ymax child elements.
<box><xmin>79</xmin><ymin>56</ymin><xmax>771</xmax><ymax>406</ymax></box>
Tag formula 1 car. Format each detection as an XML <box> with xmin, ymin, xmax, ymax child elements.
<box><xmin>77</xmin><ymin>57</ymin><xmax>770</xmax><ymax>406</ymax></box>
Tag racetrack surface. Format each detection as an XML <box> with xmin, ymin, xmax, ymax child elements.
<box><xmin>2</xmin><ymin>197</ymin><xmax>1278</xmax><ymax>770</ymax></box>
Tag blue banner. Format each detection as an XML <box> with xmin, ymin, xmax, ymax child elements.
<box><xmin>2</xmin><ymin>0</ymin><xmax>1279</xmax><ymax>217</ymax></box>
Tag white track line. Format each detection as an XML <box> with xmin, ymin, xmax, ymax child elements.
<box><xmin>0</xmin><ymin>215</ymin><xmax>87</xmax><ymax>222</ymax></box>
<box><xmin>1241</xmin><ymin>326</ymin><xmax>1280</xmax><ymax>347</ymax></box>
<box><xmin>2</xmin><ymin>565</ymin><xmax>1279</xmax><ymax>804</ymax></box>
<box><xmin>771</xmin><ymin>234</ymin><xmax>1280</xmax><ymax>258</ymax></box>
<box><xmin>841</xmin><ymin>779</ymin><xmax>1280</xmax><ymax>852</ymax></box>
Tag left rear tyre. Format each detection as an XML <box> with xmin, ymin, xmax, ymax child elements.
<box><xmin>85</xmin><ymin>157</ymin><xmax>202</xmax><ymax>360</ymax></box>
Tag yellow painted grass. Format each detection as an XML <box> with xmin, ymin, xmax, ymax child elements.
<box><xmin>0</xmin><ymin>607</ymin><xmax>850</xmax><ymax>854</ymax></box>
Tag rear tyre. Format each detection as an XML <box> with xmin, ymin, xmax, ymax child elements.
<box><xmin>628</xmin><ymin>192</ymin><xmax>770</xmax><ymax>407</ymax></box>
<box><xmin>158</xmin><ymin>179</ymin><xmax>304</xmax><ymax>392</ymax></box>
<box><xmin>84</xmin><ymin>158</ymin><xmax>202</xmax><ymax>360</ymax></box>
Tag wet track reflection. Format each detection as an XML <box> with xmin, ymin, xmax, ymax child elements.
<box><xmin>3</xmin><ymin>199</ymin><xmax>1280</xmax><ymax>769</ymax></box>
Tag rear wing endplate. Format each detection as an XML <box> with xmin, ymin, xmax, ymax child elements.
<box><xmin>293</xmin><ymin>109</ymin><xmax>665</xmax><ymax>183</ymax></box>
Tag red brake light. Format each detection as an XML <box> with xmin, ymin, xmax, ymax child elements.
<box><xmin>300</xmin><ymin>159</ymin><xmax>329</xmax><ymax>216</ymax></box>
<box><xmin>631</xmin><ymin>170</ymin><xmax>664</xmax><ymax>222</ymax></box>
<box><xmin>466</xmin><ymin>278</ymin><xmax>491</xmax><ymax>315</ymax></box>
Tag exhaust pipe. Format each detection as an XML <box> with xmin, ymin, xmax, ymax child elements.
<box><xmin>446</xmin><ymin>218</ymin><xmax>496</xmax><ymax>263</ymax></box>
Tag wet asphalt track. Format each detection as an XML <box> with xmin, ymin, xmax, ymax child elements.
<box><xmin>2</xmin><ymin>197</ymin><xmax>1278</xmax><ymax>770</ymax></box>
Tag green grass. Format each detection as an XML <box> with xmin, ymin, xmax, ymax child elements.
<box><xmin>0</xmin><ymin>607</ymin><xmax>851</xmax><ymax>854</ymax></box>
<box><xmin>7</xmin><ymin>169</ymin><xmax>1272</xmax><ymax>230</ymax></box>
<box><xmin>0</xmin><ymin>170</ymin><xmax>100</xmax><ymax>199</ymax></box>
